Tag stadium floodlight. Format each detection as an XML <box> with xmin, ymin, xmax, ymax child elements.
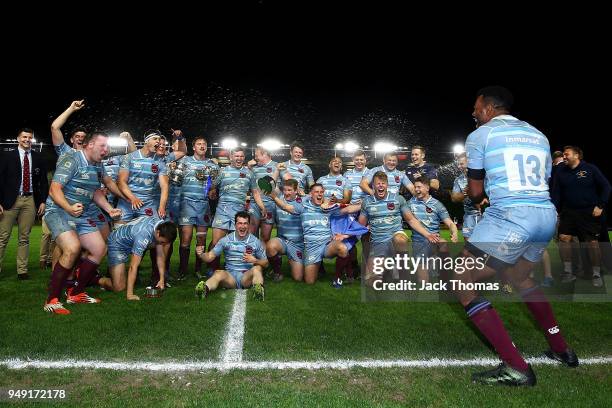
<box><xmin>212</xmin><ymin>142</ymin><xmax>219</xmax><ymax>146</ymax></box>
<box><xmin>108</xmin><ymin>137</ymin><xmax>128</xmax><ymax>147</ymax></box>
<box><xmin>222</xmin><ymin>138</ymin><xmax>238</xmax><ymax>150</ymax></box>
<box><xmin>31</xmin><ymin>138</ymin><xmax>37</xmax><ymax>144</ymax></box>
<box><xmin>373</xmin><ymin>142</ymin><xmax>397</xmax><ymax>153</ymax></box>
<box><xmin>344</xmin><ymin>141</ymin><xmax>359</xmax><ymax>152</ymax></box>
<box><xmin>260</xmin><ymin>139</ymin><xmax>283</xmax><ymax>151</ymax></box>
<box><xmin>453</xmin><ymin>143</ymin><xmax>465</xmax><ymax>154</ymax></box>
<box><xmin>335</xmin><ymin>143</ymin><xmax>344</xmax><ymax>150</ymax></box>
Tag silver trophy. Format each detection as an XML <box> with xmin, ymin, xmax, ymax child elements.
<box><xmin>168</xmin><ymin>161</ymin><xmax>185</xmax><ymax>186</ymax></box>
<box><xmin>195</xmin><ymin>165</ymin><xmax>219</xmax><ymax>193</ymax></box>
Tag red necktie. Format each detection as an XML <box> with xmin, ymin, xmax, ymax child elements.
<box><xmin>23</xmin><ymin>151</ymin><xmax>31</xmax><ymax>194</ymax></box>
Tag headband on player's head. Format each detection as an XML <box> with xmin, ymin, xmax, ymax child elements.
<box><xmin>144</xmin><ymin>129</ymin><xmax>163</xmax><ymax>142</ymax></box>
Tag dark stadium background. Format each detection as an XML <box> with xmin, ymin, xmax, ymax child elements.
<box><xmin>2</xmin><ymin>61</ymin><xmax>609</xmax><ymax>225</ymax></box>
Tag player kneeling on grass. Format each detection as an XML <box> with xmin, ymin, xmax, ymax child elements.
<box><xmin>104</xmin><ymin>217</ymin><xmax>177</xmax><ymax>301</ymax></box>
<box><xmin>266</xmin><ymin>179</ymin><xmax>305</xmax><ymax>281</ymax></box>
<box><xmin>195</xmin><ymin>211</ymin><xmax>267</xmax><ymax>300</ymax></box>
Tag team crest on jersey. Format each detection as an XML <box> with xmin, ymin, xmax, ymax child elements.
<box><xmin>87</xmin><ymin>219</ymin><xmax>96</xmax><ymax>227</ymax></box>
<box><xmin>151</xmin><ymin>164</ymin><xmax>159</xmax><ymax>174</ymax></box>
<box><xmin>97</xmin><ymin>213</ymin><xmax>106</xmax><ymax>221</ymax></box>
<box><xmin>145</xmin><ymin>208</ymin><xmax>154</xmax><ymax>216</ymax></box>
<box><xmin>107</xmin><ymin>160</ymin><xmax>114</xmax><ymax>165</ymax></box>
<box><xmin>387</xmin><ymin>203</ymin><xmax>395</xmax><ymax>210</ymax></box>
<box><xmin>577</xmin><ymin>170</ymin><xmax>588</xmax><ymax>178</ymax></box>
<box><xmin>245</xmin><ymin>246</ymin><xmax>253</xmax><ymax>254</ymax></box>
<box><xmin>298</xmin><ymin>168</ymin><xmax>304</xmax><ymax>173</ymax></box>
<box><xmin>296</xmin><ymin>250</ymin><xmax>303</xmax><ymax>259</ymax></box>
<box><xmin>267</xmin><ymin>167</ymin><xmax>273</xmax><ymax>173</ymax></box>
<box><xmin>266</xmin><ymin>212</ymin><xmax>272</xmax><ymax>219</ymax></box>
<box><xmin>240</xmin><ymin>173</ymin><xmax>246</xmax><ymax>178</ymax></box>
<box><xmin>426</xmin><ymin>206</ymin><xmax>433</xmax><ymax>213</ymax></box>
<box><xmin>64</xmin><ymin>161</ymin><xmax>72</xmax><ymax>168</ymax></box>
<box><xmin>336</xmin><ymin>180</ymin><xmax>342</xmax><ymax>186</ymax></box>
<box><xmin>394</xmin><ymin>175</ymin><xmax>400</xmax><ymax>183</ymax></box>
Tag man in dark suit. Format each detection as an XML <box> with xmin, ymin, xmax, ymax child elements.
<box><xmin>0</xmin><ymin>128</ymin><xmax>49</xmax><ymax>279</ymax></box>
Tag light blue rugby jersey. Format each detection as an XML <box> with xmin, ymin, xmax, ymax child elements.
<box><xmin>110</xmin><ymin>216</ymin><xmax>165</xmax><ymax>257</ymax></box>
<box><xmin>360</xmin><ymin>192</ymin><xmax>410</xmax><ymax>244</ymax></box>
<box><xmin>465</xmin><ymin>115</ymin><xmax>554</xmax><ymax>208</ymax></box>
<box><xmin>46</xmin><ymin>150</ymin><xmax>104</xmax><ymax>211</ymax></box>
<box><xmin>452</xmin><ymin>173</ymin><xmax>479</xmax><ymax>216</ymax></box>
<box><xmin>213</xmin><ymin>165</ymin><xmax>257</xmax><ymax>205</ymax></box>
<box><xmin>179</xmin><ymin>156</ymin><xmax>219</xmax><ymax>201</ymax></box>
<box><xmin>155</xmin><ymin>151</ymin><xmax>182</xmax><ymax>200</ymax></box>
<box><xmin>251</xmin><ymin>160</ymin><xmax>278</xmax><ymax>204</ymax></box>
<box><xmin>279</xmin><ymin>160</ymin><xmax>314</xmax><ymax>190</ymax></box>
<box><xmin>364</xmin><ymin>165</ymin><xmax>413</xmax><ymax>194</ymax></box>
<box><xmin>294</xmin><ymin>197</ymin><xmax>341</xmax><ymax>247</ymax></box>
<box><xmin>212</xmin><ymin>232</ymin><xmax>266</xmax><ymax>273</ymax></box>
<box><xmin>408</xmin><ymin>196</ymin><xmax>450</xmax><ymax>241</ymax></box>
<box><xmin>275</xmin><ymin>196</ymin><xmax>304</xmax><ymax>243</ymax></box>
<box><xmin>344</xmin><ymin>167</ymin><xmax>369</xmax><ymax>203</ymax></box>
<box><xmin>120</xmin><ymin>150</ymin><xmax>167</xmax><ymax>201</ymax></box>
<box><xmin>316</xmin><ymin>173</ymin><xmax>351</xmax><ymax>201</ymax></box>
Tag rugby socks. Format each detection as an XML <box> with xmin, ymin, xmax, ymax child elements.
<box><xmin>72</xmin><ymin>258</ymin><xmax>99</xmax><ymax>296</ymax></box>
<box><xmin>465</xmin><ymin>297</ymin><xmax>529</xmax><ymax>372</ymax></box>
<box><xmin>269</xmin><ymin>254</ymin><xmax>282</xmax><ymax>276</ymax></box>
<box><xmin>349</xmin><ymin>246</ymin><xmax>359</xmax><ymax>274</ymax></box>
<box><xmin>149</xmin><ymin>247</ymin><xmax>160</xmax><ymax>286</ymax></box>
<box><xmin>47</xmin><ymin>262</ymin><xmax>72</xmax><ymax>302</ymax></box>
<box><xmin>165</xmin><ymin>244</ymin><xmax>174</xmax><ymax>279</ymax></box>
<box><xmin>194</xmin><ymin>251</ymin><xmax>203</xmax><ymax>275</ymax></box>
<box><xmin>344</xmin><ymin>255</ymin><xmax>354</xmax><ymax>279</ymax></box>
<box><xmin>335</xmin><ymin>256</ymin><xmax>349</xmax><ymax>280</ymax></box>
<box><xmin>521</xmin><ymin>286</ymin><xmax>568</xmax><ymax>354</ymax></box>
<box><xmin>207</xmin><ymin>242</ymin><xmax>220</xmax><ymax>272</ymax></box>
<box><xmin>179</xmin><ymin>246</ymin><xmax>190</xmax><ymax>276</ymax></box>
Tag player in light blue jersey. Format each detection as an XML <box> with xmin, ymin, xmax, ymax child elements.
<box><xmin>343</xmin><ymin>150</ymin><xmax>370</xmax><ymax>276</ymax></box>
<box><xmin>43</xmin><ymin>132</ymin><xmax>120</xmax><ymax>314</ymax></box>
<box><xmin>152</xmin><ymin>131</ymin><xmax>186</xmax><ymax>283</ymax></box>
<box><xmin>317</xmin><ymin>157</ymin><xmax>352</xmax><ymax>204</ymax></box>
<box><xmin>48</xmin><ymin>101</ymin><xmax>126</xmax><ymax>293</ymax></box>
<box><xmin>195</xmin><ymin>211</ymin><xmax>267</xmax><ymax>300</ymax></box>
<box><xmin>105</xmin><ymin>217</ymin><xmax>177</xmax><ymax>300</ymax></box>
<box><xmin>291</xmin><ymin>184</ymin><xmax>361</xmax><ymax>284</ymax></box>
<box><xmin>455</xmin><ymin>87</ymin><xmax>576</xmax><ymax>386</ymax></box>
<box><xmin>247</xmin><ymin>146</ymin><xmax>278</xmax><ymax>245</ymax></box>
<box><xmin>360</xmin><ymin>152</ymin><xmax>415</xmax><ymax>196</ymax></box>
<box><xmin>409</xmin><ymin>177</ymin><xmax>457</xmax><ymax>283</ymax></box>
<box><xmin>266</xmin><ymin>179</ymin><xmax>305</xmax><ymax>281</ymax></box>
<box><xmin>208</xmin><ymin>147</ymin><xmax>267</xmax><ymax>273</ymax></box>
<box><xmin>359</xmin><ymin>171</ymin><xmax>440</xmax><ymax>286</ymax></box>
<box><xmin>50</xmin><ymin>101</ymin><xmax>125</xmax><ymax>238</ymax></box>
<box><xmin>344</xmin><ymin>150</ymin><xmax>369</xmax><ymax>204</ymax></box>
<box><xmin>177</xmin><ymin>136</ymin><xmax>219</xmax><ymax>280</ymax></box>
<box><xmin>117</xmin><ymin>130</ymin><xmax>169</xmax><ymax>223</ymax></box>
<box><xmin>274</xmin><ymin>141</ymin><xmax>315</xmax><ymax>195</ymax></box>
<box><xmin>451</xmin><ymin>152</ymin><xmax>485</xmax><ymax>240</ymax></box>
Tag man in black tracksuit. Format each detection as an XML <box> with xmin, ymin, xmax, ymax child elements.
<box><xmin>551</xmin><ymin>146</ymin><xmax>611</xmax><ymax>287</ymax></box>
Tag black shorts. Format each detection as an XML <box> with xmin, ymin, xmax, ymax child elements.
<box><xmin>558</xmin><ymin>208</ymin><xmax>602</xmax><ymax>242</ymax></box>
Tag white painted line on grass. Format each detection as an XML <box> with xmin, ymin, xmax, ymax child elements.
<box><xmin>2</xmin><ymin>356</ymin><xmax>612</xmax><ymax>372</ymax></box>
<box><xmin>219</xmin><ymin>289</ymin><xmax>247</xmax><ymax>363</ymax></box>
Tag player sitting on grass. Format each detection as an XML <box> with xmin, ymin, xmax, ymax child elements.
<box><xmin>195</xmin><ymin>211</ymin><xmax>267</xmax><ymax>300</ymax></box>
